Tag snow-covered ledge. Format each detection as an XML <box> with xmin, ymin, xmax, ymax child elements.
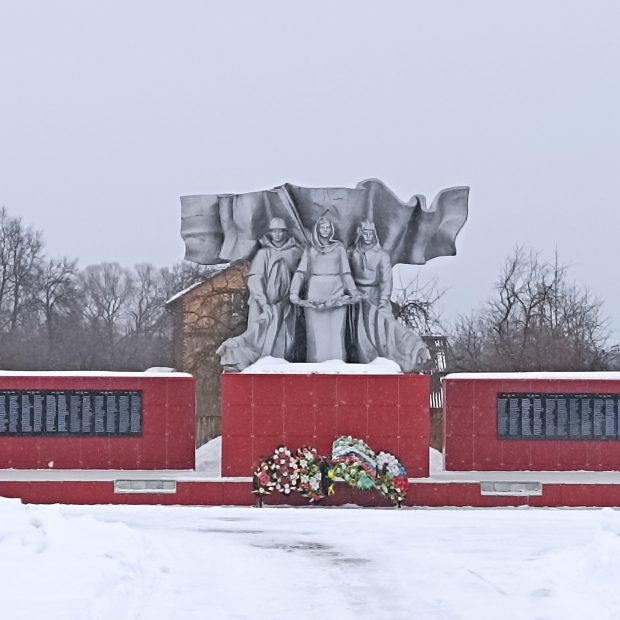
<box><xmin>240</xmin><ymin>356</ymin><xmax>402</xmax><ymax>374</ymax></box>
<box><xmin>0</xmin><ymin>369</ymin><xmax>192</xmax><ymax>378</ymax></box>
<box><xmin>446</xmin><ymin>371</ymin><xmax>620</xmax><ymax>380</ymax></box>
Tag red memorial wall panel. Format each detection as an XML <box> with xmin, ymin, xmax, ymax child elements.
<box><xmin>444</xmin><ymin>374</ymin><xmax>620</xmax><ymax>471</ymax></box>
<box><xmin>221</xmin><ymin>373</ymin><xmax>431</xmax><ymax>478</ymax></box>
<box><xmin>0</xmin><ymin>373</ymin><xmax>195</xmax><ymax>470</ymax></box>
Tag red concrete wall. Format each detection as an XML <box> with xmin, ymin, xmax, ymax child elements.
<box><xmin>6</xmin><ymin>479</ymin><xmax>620</xmax><ymax>508</ymax></box>
<box><xmin>221</xmin><ymin>373</ymin><xmax>430</xmax><ymax>478</ymax></box>
<box><xmin>0</xmin><ymin>374</ymin><xmax>196</xmax><ymax>470</ymax></box>
<box><xmin>444</xmin><ymin>375</ymin><xmax>620</xmax><ymax>471</ymax></box>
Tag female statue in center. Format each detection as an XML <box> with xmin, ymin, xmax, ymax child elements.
<box><xmin>289</xmin><ymin>217</ymin><xmax>362</xmax><ymax>362</ymax></box>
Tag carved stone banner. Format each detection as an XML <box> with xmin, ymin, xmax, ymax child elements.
<box><xmin>181</xmin><ymin>179</ymin><xmax>469</xmax><ymax>266</ymax></box>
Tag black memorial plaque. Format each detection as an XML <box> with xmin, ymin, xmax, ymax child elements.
<box><xmin>498</xmin><ymin>393</ymin><xmax>620</xmax><ymax>440</ymax></box>
<box><xmin>0</xmin><ymin>390</ymin><xmax>142</xmax><ymax>436</ymax></box>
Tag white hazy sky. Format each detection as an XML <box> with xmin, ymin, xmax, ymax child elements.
<box><xmin>1</xmin><ymin>1</ymin><xmax>619</xmax><ymax>332</ymax></box>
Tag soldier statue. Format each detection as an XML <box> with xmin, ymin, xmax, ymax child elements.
<box><xmin>216</xmin><ymin>218</ymin><xmax>302</xmax><ymax>371</ymax></box>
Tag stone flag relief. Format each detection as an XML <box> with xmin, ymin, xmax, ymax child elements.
<box><xmin>180</xmin><ymin>179</ymin><xmax>469</xmax><ymax>267</ymax></box>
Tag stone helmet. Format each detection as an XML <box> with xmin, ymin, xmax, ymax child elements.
<box><xmin>268</xmin><ymin>217</ymin><xmax>287</xmax><ymax>231</ymax></box>
<box><xmin>358</xmin><ymin>219</ymin><xmax>376</xmax><ymax>233</ymax></box>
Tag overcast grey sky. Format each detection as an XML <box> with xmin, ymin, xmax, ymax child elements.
<box><xmin>1</xmin><ymin>1</ymin><xmax>619</xmax><ymax>332</ymax></box>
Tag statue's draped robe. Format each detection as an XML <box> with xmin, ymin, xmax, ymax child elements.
<box><xmin>290</xmin><ymin>220</ymin><xmax>359</xmax><ymax>363</ymax></box>
<box><xmin>216</xmin><ymin>236</ymin><xmax>301</xmax><ymax>371</ymax></box>
<box><xmin>349</xmin><ymin>239</ymin><xmax>429</xmax><ymax>372</ymax></box>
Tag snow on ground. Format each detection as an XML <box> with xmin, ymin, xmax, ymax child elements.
<box><xmin>3</xmin><ymin>498</ymin><xmax>620</xmax><ymax>620</ymax></box>
<box><xmin>429</xmin><ymin>446</ymin><xmax>444</xmax><ymax>473</ymax></box>
<box><xmin>242</xmin><ymin>356</ymin><xmax>402</xmax><ymax>374</ymax></box>
<box><xmin>195</xmin><ymin>436</ymin><xmax>222</xmax><ymax>476</ymax></box>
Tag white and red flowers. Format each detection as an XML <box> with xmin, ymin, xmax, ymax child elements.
<box><xmin>252</xmin><ymin>436</ymin><xmax>408</xmax><ymax>507</ymax></box>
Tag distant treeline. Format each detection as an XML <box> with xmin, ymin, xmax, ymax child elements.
<box><xmin>0</xmin><ymin>207</ymin><xmax>211</xmax><ymax>371</ymax></box>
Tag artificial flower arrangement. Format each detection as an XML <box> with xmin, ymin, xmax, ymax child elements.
<box><xmin>252</xmin><ymin>446</ymin><xmax>298</xmax><ymax>503</ymax></box>
<box><xmin>376</xmin><ymin>450</ymin><xmax>409</xmax><ymax>507</ymax></box>
<box><xmin>296</xmin><ymin>446</ymin><xmax>331</xmax><ymax>503</ymax></box>
<box><xmin>252</xmin><ymin>436</ymin><xmax>408</xmax><ymax>507</ymax></box>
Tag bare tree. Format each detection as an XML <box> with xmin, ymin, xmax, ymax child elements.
<box><xmin>0</xmin><ymin>207</ymin><xmax>43</xmax><ymax>332</ymax></box>
<box><xmin>81</xmin><ymin>263</ymin><xmax>133</xmax><ymax>329</ymax></box>
<box><xmin>128</xmin><ymin>263</ymin><xmax>166</xmax><ymax>337</ymax></box>
<box><xmin>122</xmin><ymin>263</ymin><xmax>176</xmax><ymax>370</ymax></box>
<box><xmin>31</xmin><ymin>257</ymin><xmax>80</xmax><ymax>367</ymax></box>
<box><xmin>35</xmin><ymin>257</ymin><xmax>79</xmax><ymax>335</ymax></box>
<box><xmin>78</xmin><ymin>263</ymin><xmax>134</xmax><ymax>367</ymax></box>
<box><xmin>392</xmin><ymin>272</ymin><xmax>444</xmax><ymax>334</ymax></box>
<box><xmin>450</xmin><ymin>247</ymin><xmax>612</xmax><ymax>371</ymax></box>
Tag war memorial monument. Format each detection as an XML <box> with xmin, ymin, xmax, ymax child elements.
<box><xmin>3</xmin><ymin>179</ymin><xmax>620</xmax><ymax>507</ymax></box>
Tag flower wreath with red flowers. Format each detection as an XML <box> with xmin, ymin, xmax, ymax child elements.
<box><xmin>252</xmin><ymin>446</ymin><xmax>300</xmax><ymax>503</ymax></box>
<box><xmin>252</xmin><ymin>437</ymin><xmax>409</xmax><ymax>507</ymax></box>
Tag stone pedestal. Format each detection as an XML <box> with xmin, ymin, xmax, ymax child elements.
<box><xmin>221</xmin><ymin>373</ymin><xmax>430</xmax><ymax>478</ymax></box>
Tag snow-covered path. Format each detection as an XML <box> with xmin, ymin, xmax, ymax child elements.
<box><xmin>3</xmin><ymin>500</ymin><xmax>620</xmax><ymax>620</ymax></box>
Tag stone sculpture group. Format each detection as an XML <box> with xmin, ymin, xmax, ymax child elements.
<box><xmin>180</xmin><ymin>179</ymin><xmax>469</xmax><ymax>372</ymax></box>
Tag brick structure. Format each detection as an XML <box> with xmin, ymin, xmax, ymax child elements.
<box><xmin>166</xmin><ymin>262</ymin><xmax>249</xmax><ymax>445</ymax></box>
